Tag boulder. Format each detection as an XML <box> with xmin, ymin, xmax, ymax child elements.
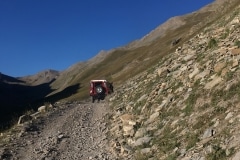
<box><xmin>38</xmin><ymin>105</ymin><xmax>46</xmax><ymax>113</ymax></box>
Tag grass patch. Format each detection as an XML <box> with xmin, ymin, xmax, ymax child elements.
<box><xmin>226</xmin><ymin>71</ymin><xmax>234</xmax><ymax>81</ymax></box>
<box><xmin>234</xmin><ymin>40</ymin><xmax>240</xmax><ymax>48</ymax></box>
<box><xmin>184</xmin><ymin>92</ymin><xmax>199</xmax><ymax>116</ymax></box>
<box><xmin>220</xmin><ymin>29</ymin><xmax>230</xmax><ymax>39</ymax></box>
<box><xmin>207</xmin><ymin>38</ymin><xmax>218</xmax><ymax>49</ymax></box>
<box><xmin>166</xmin><ymin>153</ymin><xmax>179</xmax><ymax>160</ymax></box>
<box><xmin>134</xmin><ymin>152</ymin><xmax>151</xmax><ymax>160</ymax></box>
<box><xmin>206</xmin><ymin>145</ymin><xmax>227</xmax><ymax>160</ymax></box>
<box><xmin>153</xmin><ymin>126</ymin><xmax>180</xmax><ymax>154</ymax></box>
<box><xmin>212</xmin><ymin>81</ymin><xmax>240</xmax><ymax>109</ymax></box>
<box><xmin>186</xmin><ymin>132</ymin><xmax>199</xmax><ymax>150</ymax></box>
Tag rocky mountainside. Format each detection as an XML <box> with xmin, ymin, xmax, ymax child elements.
<box><xmin>1</xmin><ymin>0</ymin><xmax>238</xmax><ymax>121</ymax></box>
<box><xmin>1</xmin><ymin>0</ymin><xmax>240</xmax><ymax>159</ymax></box>
<box><xmin>107</xmin><ymin>3</ymin><xmax>240</xmax><ymax>160</ymax></box>
<box><xmin>47</xmin><ymin>0</ymin><xmax>240</xmax><ymax>102</ymax></box>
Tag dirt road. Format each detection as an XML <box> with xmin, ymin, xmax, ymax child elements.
<box><xmin>0</xmin><ymin>101</ymin><xmax>116</xmax><ymax>160</ymax></box>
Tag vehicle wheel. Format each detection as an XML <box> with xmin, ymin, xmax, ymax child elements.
<box><xmin>96</xmin><ymin>86</ymin><xmax>103</xmax><ymax>94</ymax></box>
<box><xmin>92</xmin><ymin>97</ymin><xmax>95</xmax><ymax>103</ymax></box>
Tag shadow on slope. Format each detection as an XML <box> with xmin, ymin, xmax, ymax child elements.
<box><xmin>0</xmin><ymin>80</ymin><xmax>55</xmax><ymax>129</ymax></box>
<box><xmin>0</xmin><ymin>79</ymin><xmax>81</xmax><ymax>130</ymax></box>
<box><xmin>45</xmin><ymin>83</ymin><xmax>81</xmax><ymax>103</ymax></box>
<box><xmin>0</xmin><ymin>73</ymin><xmax>25</xmax><ymax>83</ymax></box>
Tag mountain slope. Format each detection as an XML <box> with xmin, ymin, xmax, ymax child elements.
<box><xmin>1</xmin><ymin>0</ymin><xmax>240</xmax><ymax>159</ymax></box>
<box><xmin>107</xmin><ymin>1</ymin><xmax>240</xmax><ymax>159</ymax></box>
<box><xmin>48</xmin><ymin>0</ymin><xmax>240</xmax><ymax>102</ymax></box>
<box><xmin>0</xmin><ymin>0</ymin><xmax>239</xmax><ymax>134</ymax></box>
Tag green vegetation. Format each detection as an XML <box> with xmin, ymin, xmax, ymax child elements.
<box><xmin>196</xmin><ymin>52</ymin><xmax>206</xmax><ymax>64</ymax></box>
<box><xmin>134</xmin><ymin>152</ymin><xmax>151</xmax><ymax>160</ymax></box>
<box><xmin>184</xmin><ymin>92</ymin><xmax>199</xmax><ymax>116</ymax></box>
<box><xmin>226</xmin><ymin>71</ymin><xmax>234</xmax><ymax>81</ymax></box>
<box><xmin>153</xmin><ymin>126</ymin><xmax>180</xmax><ymax>154</ymax></box>
<box><xmin>220</xmin><ymin>29</ymin><xmax>230</xmax><ymax>39</ymax></box>
<box><xmin>234</xmin><ymin>40</ymin><xmax>240</xmax><ymax>48</ymax></box>
<box><xmin>133</xmin><ymin>101</ymin><xmax>145</xmax><ymax>115</ymax></box>
<box><xmin>186</xmin><ymin>132</ymin><xmax>199</xmax><ymax>150</ymax></box>
<box><xmin>166</xmin><ymin>153</ymin><xmax>179</xmax><ymax>160</ymax></box>
<box><xmin>207</xmin><ymin>38</ymin><xmax>218</xmax><ymax>49</ymax></box>
<box><xmin>206</xmin><ymin>145</ymin><xmax>227</xmax><ymax>160</ymax></box>
<box><xmin>212</xmin><ymin>81</ymin><xmax>240</xmax><ymax>107</ymax></box>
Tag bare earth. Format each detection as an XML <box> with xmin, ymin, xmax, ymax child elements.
<box><xmin>0</xmin><ymin>101</ymin><xmax>116</xmax><ymax>160</ymax></box>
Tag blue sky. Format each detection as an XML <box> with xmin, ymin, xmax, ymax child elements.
<box><xmin>0</xmin><ymin>0</ymin><xmax>214</xmax><ymax>77</ymax></box>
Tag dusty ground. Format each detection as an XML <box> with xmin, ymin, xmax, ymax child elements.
<box><xmin>0</xmin><ymin>101</ymin><xmax>116</xmax><ymax>160</ymax></box>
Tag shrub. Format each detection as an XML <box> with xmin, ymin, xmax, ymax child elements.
<box><xmin>207</xmin><ymin>38</ymin><xmax>218</xmax><ymax>49</ymax></box>
<box><xmin>234</xmin><ymin>40</ymin><xmax>240</xmax><ymax>48</ymax></box>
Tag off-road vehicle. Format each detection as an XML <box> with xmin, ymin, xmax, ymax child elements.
<box><xmin>89</xmin><ymin>80</ymin><xmax>113</xmax><ymax>103</ymax></box>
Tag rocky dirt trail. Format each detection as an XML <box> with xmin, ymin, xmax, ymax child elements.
<box><xmin>0</xmin><ymin>101</ymin><xmax>116</xmax><ymax>160</ymax></box>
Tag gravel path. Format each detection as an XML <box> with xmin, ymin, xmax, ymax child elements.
<box><xmin>0</xmin><ymin>101</ymin><xmax>116</xmax><ymax>160</ymax></box>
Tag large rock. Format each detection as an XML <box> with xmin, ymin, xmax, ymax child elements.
<box><xmin>135</xmin><ymin>128</ymin><xmax>147</xmax><ymax>139</ymax></box>
<box><xmin>214</xmin><ymin>61</ymin><xmax>226</xmax><ymax>73</ymax></box>
<box><xmin>204</xmin><ymin>76</ymin><xmax>223</xmax><ymax>89</ymax></box>
<box><xmin>132</xmin><ymin>136</ymin><xmax>152</xmax><ymax>147</ymax></box>
<box><xmin>120</xmin><ymin>114</ymin><xmax>136</xmax><ymax>136</ymax></box>
<box><xmin>144</xmin><ymin>112</ymin><xmax>159</xmax><ymax>125</ymax></box>
<box><xmin>230</xmin><ymin>48</ymin><xmax>240</xmax><ymax>56</ymax></box>
<box><xmin>38</xmin><ymin>105</ymin><xmax>47</xmax><ymax>113</ymax></box>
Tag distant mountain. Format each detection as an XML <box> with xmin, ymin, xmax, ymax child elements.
<box><xmin>18</xmin><ymin>69</ymin><xmax>60</xmax><ymax>86</ymax></box>
<box><xmin>0</xmin><ymin>72</ymin><xmax>25</xmax><ymax>84</ymax></box>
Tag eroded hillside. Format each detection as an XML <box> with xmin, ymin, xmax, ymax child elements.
<box><xmin>108</xmin><ymin>4</ymin><xmax>240</xmax><ymax>160</ymax></box>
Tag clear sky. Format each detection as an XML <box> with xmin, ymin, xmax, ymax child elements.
<box><xmin>0</xmin><ymin>0</ymin><xmax>214</xmax><ymax>77</ymax></box>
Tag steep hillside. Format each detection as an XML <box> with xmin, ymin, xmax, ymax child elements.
<box><xmin>48</xmin><ymin>0</ymin><xmax>240</xmax><ymax>103</ymax></box>
<box><xmin>107</xmin><ymin>2</ymin><xmax>240</xmax><ymax>159</ymax></box>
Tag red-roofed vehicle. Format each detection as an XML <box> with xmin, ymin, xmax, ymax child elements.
<box><xmin>89</xmin><ymin>80</ymin><xmax>113</xmax><ymax>103</ymax></box>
